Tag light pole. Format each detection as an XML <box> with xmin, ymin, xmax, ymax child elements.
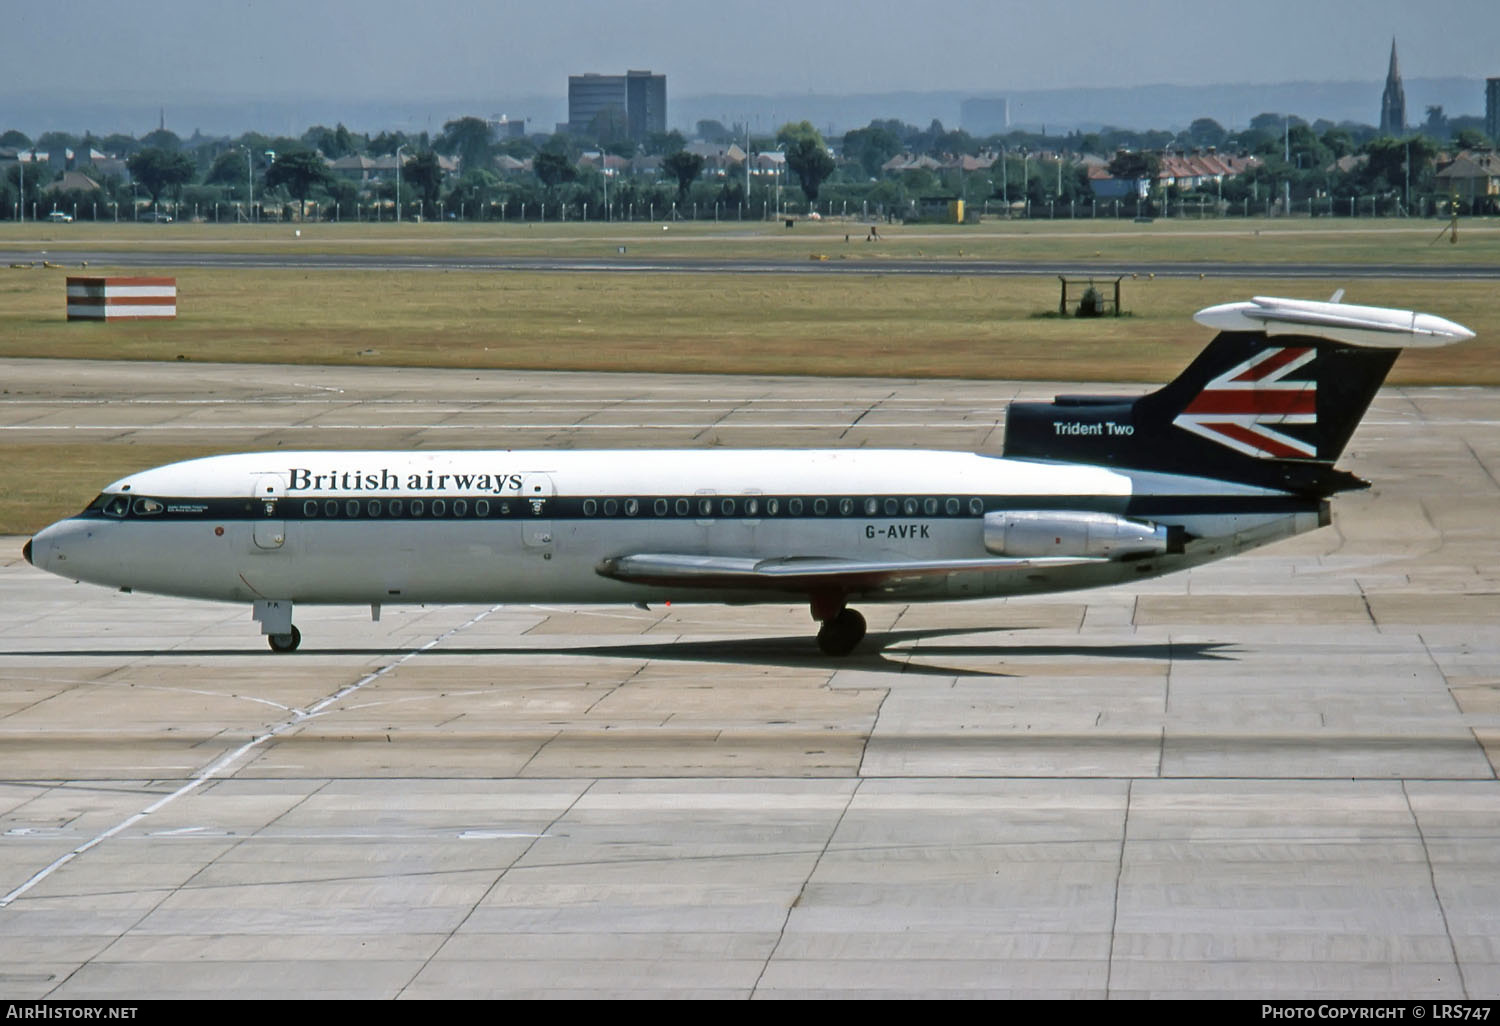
<box><xmin>395</xmin><ymin>145</ymin><xmax>406</xmax><ymax>223</ymax></box>
<box><xmin>263</xmin><ymin>150</ymin><xmax>276</xmax><ymax>223</ymax></box>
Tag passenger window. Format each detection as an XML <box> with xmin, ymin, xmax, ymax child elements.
<box><xmin>813</xmin><ymin>498</ymin><xmax>828</xmax><ymax>515</ymax></box>
<box><xmin>745</xmin><ymin>498</ymin><xmax>758</xmax><ymax>516</ymax></box>
<box><xmin>788</xmin><ymin>498</ymin><xmax>803</xmax><ymax>515</ymax></box>
<box><xmin>411</xmin><ymin>499</ymin><xmax>424</xmax><ymax>516</ymax></box>
<box><xmin>698</xmin><ymin>498</ymin><xmax>713</xmax><ymax>516</ymax></box>
<box><xmin>455</xmin><ymin>500</ymin><xmax>469</xmax><ymax>517</ymax></box>
<box><xmin>583</xmin><ymin>499</ymin><xmax>598</xmax><ymax>516</ymax></box>
<box><xmin>945</xmin><ymin>498</ymin><xmax>960</xmax><ymax>515</ymax></box>
<box><xmin>603</xmin><ymin>498</ymin><xmax>618</xmax><ymax>516</ymax></box>
<box><xmin>325</xmin><ymin>499</ymin><xmax>339</xmax><ymax>517</ymax></box>
<box><xmin>675</xmin><ymin>498</ymin><xmax>690</xmax><ymax>516</ymax></box>
<box><xmin>721</xmin><ymin>498</ymin><xmax>735</xmax><ymax>515</ymax></box>
<box><xmin>864</xmin><ymin>497</ymin><xmax>878</xmax><ymax>515</ymax></box>
<box><xmin>391</xmin><ymin>499</ymin><xmax>405</xmax><ymax>516</ymax></box>
<box><xmin>766</xmin><ymin>498</ymin><xmax>779</xmax><ymax>516</ymax></box>
<box><xmin>968</xmin><ymin>498</ymin><xmax>983</xmax><ymax>515</ymax></box>
<box><xmin>654</xmin><ymin>498</ymin><xmax>667</xmax><ymax>516</ymax></box>
<box><xmin>367</xmin><ymin>500</ymin><xmax>382</xmax><ymax>517</ymax></box>
<box><xmin>303</xmin><ymin>500</ymin><xmax>318</xmax><ymax>517</ymax></box>
<box><xmin>884</xmin><ymin>498</ymin><xmax>898</xmax><ymax>515</ymax></box>
<box><xmin>345</xmin><ymin>500</ymin><xmax>360</xmax><ymax>517</ymax></box>
<box><xmin>838</xmin><ymin>498</ymin><xmax>853</xmax><ymax>516</ymax></box>
<box><xmin>624</xmin><ymin>499</ymin><xmax>639</xmax><ymax>516</ymax></box>
<box><xmin>904</xmin><ymin>497</ymin><xmax>919</xmax><ymax>515</ymax></box>
<box><xmin>924</xmin><ymin>497</ymin><xmax>938</xmax><ymax>515</ymax></box>
<box><xmin>432</xmin><ymin>499</ymin><xmax>447</xmax><ymax>517</ymax></box>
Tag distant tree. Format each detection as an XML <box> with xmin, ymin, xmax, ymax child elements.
<box><xmin>126</xmin><ymin>147</ymin><xmax>195</xmax><ymax>205</ymax></box>
<box><xmin>696</xmin><ymin>119</ymin><xmax>732</xmax><ymax>143</ymax></box>
<box><xmin>204</xmin><ymin>150</ymin><xmax>250</xmax><ymax>194</ymax></box>
<box><xmin>662</xmin><ymin>150</ymin><xmax>705</xmax><ymax>204</ymax></box>
<box><xmin>1423</xmin><ymin>106</ymin><xmax>1449</xmax><ymax>141</ymax></box>
<box><xmin>36</xmin><ymin>131</ymin><xmax>80</xmax><ymax>152</ymax></box>
<box><xmin>1107</xmin><ymin>150</ymin><xmax>1161</xmax><ymax>184</ymax></box>
<box><xmin>367</xmin><ymin>131</ymin><xmax>410</xmax><ymax>157</ymax></box>
<box><xmin>1187</xmin><ymin>118</ymin><xmax>1227</xmax><ymax>149</ymax></box>
<box><xmin>777</xmin><ymin>121</ymin><xmax>835</xmax><ymax>204</ymax></box>
<box><xmin>1</xmin><ymin>129</ymin><xmax>31</xmax><ymax>148</ymax></box>
<box><xmin>438</xmin><ymin>117</ymin><xmax>494</xmax><ymax>173</ymax></box>
<box><xmin>304</xmin><ymin>123</ymin><xmax>357</xmax><ymax>159</ymax></box>
<box><xmin>533</xmin><ymin>150</ymin><xmax>576</xmax><ymax>189</ymax></box>
<box><xmin>1321</xmin><ymin>127</ymin><xmax>1356</xmax><ymax>159</ymax></box>
<box><xmin>401</xmin><ymin>151</ymin><xmax>444</xmax><ymax>216</ymax></box>
<box><xmin>841</xmin><ymin>123</ymin><xmax>903</xmax><ymax>178</ymax></box>
<box><xmin>1360</xmin><ymin>136</ymin><xmax>1436</xmax><ymax>195</ymax></box>
<box><xmin>1454</xmin><ymin>128</ymin><xmax>1491</xmax><ymax>151</ymax></box>
<box><xmin>264</xmin><ymin>149</ymin><xmax>335</xmax><ymax>214</ymax></box>
<box><xmin>644</xmin><ymin>129</ymin><xmax>685</xmax><ymax>156</ymax></box>
<box><xmin>139</xmin><ymin>129</ymin><xmax>182</xmax><ymax>152</ymax></box>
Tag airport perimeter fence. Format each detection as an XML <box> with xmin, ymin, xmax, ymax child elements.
<box><xmin>11</xmin><ymin>192</ymin><xmax>1492</xmax><ymax>225</ymax></box>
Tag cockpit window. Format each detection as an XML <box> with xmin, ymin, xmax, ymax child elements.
<box><xmin>132</xmin><ymin>497</ymin><xmax>165</xmax><ymax>516</ymax></box>
<box><xmin>100</xmin><ymin>495</ymin><xmax>131</xmax><ymax>518</ymax></box>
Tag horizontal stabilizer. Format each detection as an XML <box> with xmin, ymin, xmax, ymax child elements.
<box><xmin>1195</xmin><ymin>296</ymin><xmax>1474</xmax><ymax>348</ymax></box>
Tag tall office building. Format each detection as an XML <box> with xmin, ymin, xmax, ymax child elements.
<box><xmin>1487</xmin><ymin>78</ymin><xmax>1500</xmax><ymax>145</ymax></box>
<box><xmin>1380</xmin><ymin>39</ymin><xmax>1406</xmax><ymax>135</ymax></box>
<box><xmin>568</xmin><ymin>70</ymin><xmax>666</xmax><ymax>142</ymax></box>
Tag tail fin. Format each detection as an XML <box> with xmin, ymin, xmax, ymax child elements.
<box><xmin>1002</xmin><ymin>296</ymin><xmax>1473</xmax><ymax>496</ymax></box>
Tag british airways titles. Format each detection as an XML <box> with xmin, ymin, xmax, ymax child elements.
<box><xmin>288</xmin><ymin>468</ymin><xmax>525</xmax><ymax>494</ymax></box>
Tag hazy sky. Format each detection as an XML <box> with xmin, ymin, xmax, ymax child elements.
<box><xmin>11</xmin><ymin>0</ymin><xmax>1498</xmax><ymax>101</ymax></box>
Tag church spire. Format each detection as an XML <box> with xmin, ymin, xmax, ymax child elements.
<box><xmin>1380</xmin><ymin>38</ymin><xmax>1406</xmax><ymax>135</ymax></box>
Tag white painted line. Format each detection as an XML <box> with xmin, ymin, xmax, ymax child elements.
<box><xmin>0</xmin><ymin>604</ymin><xmax>501</xmax><ymax>908</ymax></box>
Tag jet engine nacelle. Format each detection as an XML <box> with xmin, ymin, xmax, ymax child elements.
<box><xmin>983</xmin><ymin>510</ymin><xmax>1179</xmax><ymax>559</ymax></box>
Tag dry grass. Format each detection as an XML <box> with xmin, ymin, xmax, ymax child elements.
<box><xmin>5</xmin><ymin>217</ymin><xmax>1500</xmax><ymax>266</ymax></box>
<box><xmin>2</xmin><ymin>443</ymin><xmax>226</xmax><ymax>536</ymax></box>
<box><xmin>0</xmin><ymin>267</ymin><xmax>1493</xmax><ymax>384</ymax></box>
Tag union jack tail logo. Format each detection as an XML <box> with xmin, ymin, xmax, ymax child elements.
<box><xmin>1172</xmin><ymin>347</ymin><xmax>1317</xmax><ymax>459</ymax></box>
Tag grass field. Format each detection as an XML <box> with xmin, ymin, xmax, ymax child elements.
<box><xmin>4</xmin><ymin>215</ymin><xmax>1500</xmax><ymax>266</ymax></box>
<box><xmin>0</xmin><ymin>264</ymin><xmax>1493</xmax><ymax>384</ymax></box>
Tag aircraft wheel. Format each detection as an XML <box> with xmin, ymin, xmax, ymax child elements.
<box><xmin>267</xmin><ymin>625</ymin><xmax>302</xmax><ymax>653</ymax></box>
<box><xmin>816</xmin><ymin>609</ymin><xmax>866</xmax><ymax>657</ymax></box>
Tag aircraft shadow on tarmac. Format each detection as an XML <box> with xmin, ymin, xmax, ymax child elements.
<box><xmin>3</xmin><ymin>626</ymin><xmax>1236</xmax><ymax>678</ymax></box>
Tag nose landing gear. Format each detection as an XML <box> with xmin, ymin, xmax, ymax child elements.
<box><xmin>254</xmin><ymin>599</ymin><xmax>301</xmax><ymax>653</ymax></box>
<box><xmin>267</xmin><ymin>626</ymin><xmax>302</xmax><ymax>652</ymax></box>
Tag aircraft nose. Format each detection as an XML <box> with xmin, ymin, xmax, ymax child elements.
<box><xmin>22</xmin><ymin>538</ymin><xmax>32</xmax><ymax>565</ymax></box>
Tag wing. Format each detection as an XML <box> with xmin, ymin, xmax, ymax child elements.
<box><xmin>596</xmin><ymin>552</ymin><xmax>1102</xmax><ymax>598</ymax></box>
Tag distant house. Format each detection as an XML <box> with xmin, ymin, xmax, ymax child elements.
<box><xmin>1435</xmin><ymin>150</ymin><xmax>1500</xmax><ymax>204</ymax></box>
<box><xmin>1088</xmin><ymin>150</ymin><xmax>1260</xmax><ymax>200</ymax></box>
<box><xmin>330</xmin><ymin>154</ymin><xmax>377</xmax><ymax>183</ymax></box>
<box><xmin>42</xmin><ymin>171</ymin><xmax>103</xmax><ymax>195</ymax></box>
<box><xmin>881</xmin><ymin>153</ymin><xmax>941</xmax><ymax>174</ymax></box>
<box><xmin>684</xmin><ymin>141</ymin><xmax>746</xmax><ymax>175</ymax></box>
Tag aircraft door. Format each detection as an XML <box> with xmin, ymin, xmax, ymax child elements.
<box><xmin>251</xmin><ymin>475</ymin><xmax>286</xmax><ymax>551</ymax></box>
<box><xmin>520</xmin><ymin>473</ymin><xmax>554</xmax><ymax>553</ymax></box>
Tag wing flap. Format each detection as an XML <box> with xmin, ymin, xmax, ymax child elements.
<box><xmin>596</xmin><ymin>552</ymin><xmax>1100</xmax><ymax>595</ymax></box>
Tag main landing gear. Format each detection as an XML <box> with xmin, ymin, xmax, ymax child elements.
<box><xmin>812</xmin><ymin>593</ymin><xmax>866</xmax><ymax>657</ymax></box>
<box><xmin>254</xmin><ymin>599</ymin><xmax>301</xmax><ymax>653</ymax></box>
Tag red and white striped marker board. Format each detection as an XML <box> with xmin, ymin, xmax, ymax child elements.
<box><xmin>66</xmin><ymin>277</ymin><xmax>177</xmax><ymax>320</ymax></box>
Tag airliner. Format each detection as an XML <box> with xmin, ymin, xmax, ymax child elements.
<box><xmin>23</xmin><ymin>295</ymin><xmax>1472</xmax><ymax>656</ymax></box>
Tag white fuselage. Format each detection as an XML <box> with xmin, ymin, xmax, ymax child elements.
<box><xmin>26</xmin><ymin>448</ymin><xmax>1325</xmax><ymax>610</ymax></box>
